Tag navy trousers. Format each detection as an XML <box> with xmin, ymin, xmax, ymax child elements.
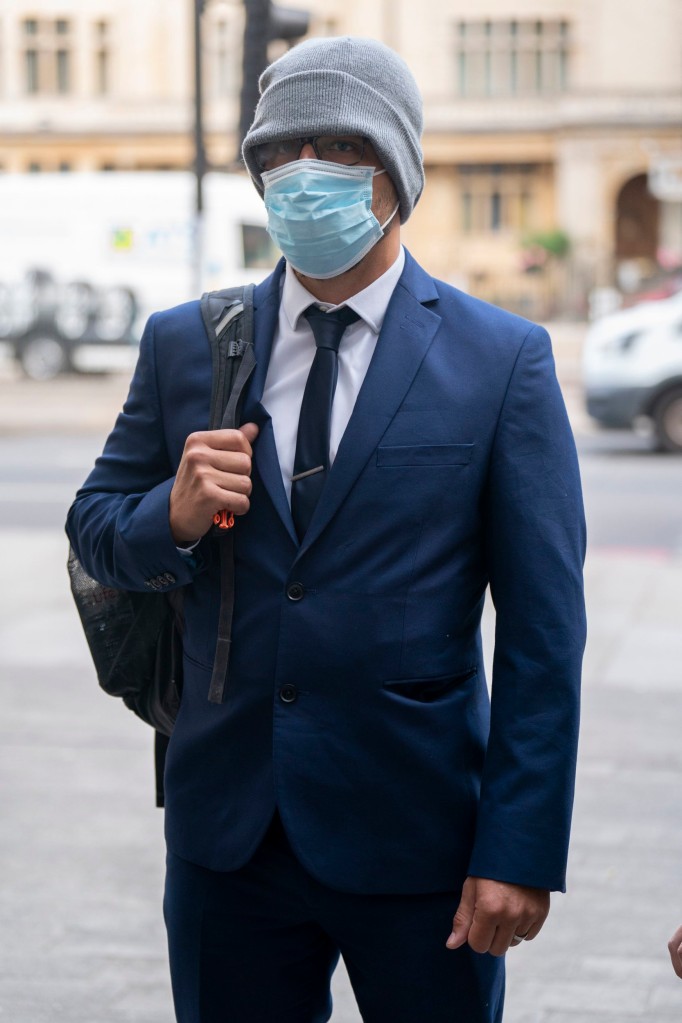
<box><xmin>164</xmin><ymin>814</ymin><xmax>505</xmax><ymax>1023</ymax></box>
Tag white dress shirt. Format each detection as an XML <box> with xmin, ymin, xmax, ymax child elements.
<box><xmin>262</xmin><ymin>247</ymin><xmax>406</xmax><ymax>504</ymax></box>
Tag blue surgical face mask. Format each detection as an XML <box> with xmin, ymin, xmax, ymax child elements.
<box><xmin>261</xmin><ymin>159</ymin><xmax>398</xmax><ymax>279</ymax></box>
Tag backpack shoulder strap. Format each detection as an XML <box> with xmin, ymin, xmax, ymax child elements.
<box><xmin>199</xmin><ymin>284</ymin><xmax>257</xmax><ymax>707</ymax></box>
<box><xmin>200</xmin><ymin>285</ymin><xmax>255</xmax><ymax>430</ymax></box>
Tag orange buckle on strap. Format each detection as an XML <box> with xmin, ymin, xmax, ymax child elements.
<box><xmin>213</xmin><ymin>509</ymin><xmax>235</xmax><ymax>530</ymax></box>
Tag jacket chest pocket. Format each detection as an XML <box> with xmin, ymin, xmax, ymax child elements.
<box><xmin>376</xmin><ymin>443</ymin><xmax>474</xmax><ymax>467</ymax></box>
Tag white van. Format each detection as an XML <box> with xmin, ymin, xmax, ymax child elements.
<box><xmin>0</xmin><ymin>172</ymin><xmax>277</xmax><ymax>379</ymax></box>
<box><xmin>583</xmin><ymin>290</ymin><xmax>682</xmax><ymax>451</ymax></box>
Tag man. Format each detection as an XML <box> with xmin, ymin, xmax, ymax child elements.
<box><xmin>67</xmin><ymin>36</ymin><xmax>586</xmax><ymax>1023</ymax></box>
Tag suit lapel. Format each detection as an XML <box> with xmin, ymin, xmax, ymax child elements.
<box><xmin>297</xmin><ymin>254</ymin><xmax>441</xmax><ymax>557</ymax></box>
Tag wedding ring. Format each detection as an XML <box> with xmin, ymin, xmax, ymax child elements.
<box><xmin>512</xmin><ymin>932</ymin><xmax>529</xmax><ymax>943</ymax></box>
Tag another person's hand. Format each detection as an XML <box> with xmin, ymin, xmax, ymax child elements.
<box><xmin>169</xmin><ymin>423</ymin><xmax>259</xmax><ymax>544</ymax></box>
<box><xmin>446</xmin><ymin>876</ymin><xmax>550</xmax><ymax>957</ymax></box>
<box><xmin>668</xmin><ymin>925</ymin><xmax>682</xmax><ymax>978</ymax></box>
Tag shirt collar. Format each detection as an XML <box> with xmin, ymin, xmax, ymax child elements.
<box><xmin>282</xmin><ymin>246</ymin><xmax>406</xmax><ymax>335</ymax></box>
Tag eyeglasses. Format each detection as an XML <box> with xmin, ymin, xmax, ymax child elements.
<box><xmin>253</xmin><ymin>135</ymin><xmax>368</xmax><ymax>173</ymax></box>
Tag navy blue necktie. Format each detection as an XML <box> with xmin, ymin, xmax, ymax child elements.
<box><xmin>291</xmin><ymin>304</ymin><xmax>360</xmax><ymax>541</ymax></box>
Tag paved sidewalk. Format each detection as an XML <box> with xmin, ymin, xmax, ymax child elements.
<box><xmin>1</xmin><ymin>531</ymin><xmax>681</xmax><ymax>1022</ymax></box>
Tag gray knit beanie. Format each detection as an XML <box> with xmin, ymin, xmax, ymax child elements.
<box><xmin>242</xmin><ymin>36</ymin><xmax>424</xmax><ymax>223</ymax></box>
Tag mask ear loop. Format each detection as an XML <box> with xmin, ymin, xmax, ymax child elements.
<box><xmin>379</xmin><ymin>203</ymin><xmax>400</xmax><ymax>232</ymax></box>
<box><xmin>373</xmin><ymin>169</ymin><xmax>400</xmax><ymax>231</ymax></box>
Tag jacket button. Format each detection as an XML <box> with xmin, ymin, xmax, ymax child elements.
<box><xmin>286</xmin><ymin>582</ymin><xmax>304</xmax><ymax>601</ymax></box>
<box><xmin>280</xmin><ymin>684</ymin><xmax>298</xmax><ymax>704</ymax></box>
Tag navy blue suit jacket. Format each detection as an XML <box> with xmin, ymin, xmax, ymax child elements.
<box><xmin>67</xmin><ymin>251</ymin><xmax>586</xmax><ymax>894</ymax></box>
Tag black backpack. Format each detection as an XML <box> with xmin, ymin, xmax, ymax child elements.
<box><xmin>67</xmin><ymin>285</ymin><xmax>256</xmax><ymax>804</ymax></box>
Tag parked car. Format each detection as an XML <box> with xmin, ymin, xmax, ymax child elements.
<box><xmin>583</xmin><ymin>290</ymin><xmax>682</xmax><ymax>452</ymax></box>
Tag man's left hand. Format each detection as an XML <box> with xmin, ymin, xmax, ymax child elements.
<box><xmin>668</xmin><ymin>925</ymin><xmax>682</xmax><ymax>978</ymax></box>
<box><xmin>446</xmin><ymin>876</ymin><xmax>550</xmax><ymax>957</ymax></box>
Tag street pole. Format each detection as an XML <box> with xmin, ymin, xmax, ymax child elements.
<box><xmin>238</xmin><ymin>0</ymin><xmax>269</xmax><ymax>159</ymax></box>
<box><xmin>192</xmin><ymin>0</ymin><xmax>207</xmax><ymax>297</ymax></box>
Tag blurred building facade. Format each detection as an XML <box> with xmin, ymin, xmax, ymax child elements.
<box><xmin>1</xmin><ymin>0</ymin><xmax>681</xmax><ymax>317</ymax></box>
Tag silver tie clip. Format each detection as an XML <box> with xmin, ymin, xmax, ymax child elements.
<box><xmin>291</xmin><ymin>465</ymin><xmax>324</xmax><ymax>482</ymax></box>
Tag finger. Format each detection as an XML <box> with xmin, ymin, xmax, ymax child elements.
<box><xmin>522</xmin><ymin>918</ymin><xmax>545</xmax><ymax>941</ymax></box>
<box><xmin>207</xmin><ymin>449</ymin><xmax>254</xmax><ymax>477</ymax></box>
<box><xmin>211</xmin><ymin>480</ymin><xmax>252</xmax><ymax>516</ymax></box>
<box><xmin>466</xmin><ymin>911</ymin><xmax>498</xmax><ymax>955</ymax></box>
<box><xmin>490</xmin><ymin>912</ymin><xmax>539</xmax><ymax>956</ymax></box>
<box><xmin>446</xmin><ymin>879</ymin><xmax>476</xmax><ymax>950</ymax></box>
<box><xmin>487</xmin><ymin>918</ymin><xmax>533</xmax><ymax>956</ymax></box>
<box><xmin>180</xmin><ymin>433</ymin><xmax>253</xmax><ymax>479</ymax></box>
<box><xmin>504</xmin><ymin>918</ymin><xmax>542</xmax><ymax>950</ymax></box>
<box><xmin>668</xmin><ymin>929</ymin><xmax>682</xmax><ymax>978</ymax></box>
<box><xmin>488</xmin><ymin>924</ymin><xmax>518</xmax><ymax>957</ymax></box>
<box><xmin>670</xmin><ymin>945</ymin><xmax>682</xmax><ymax>980</ymax></box>
<box><xmin>506</xmin><ymin>925</ymin><xmax>533</xmax><ymax>952</ymax></box>
<box><xmin>213</xmin><ymin>472</ymin><xmax>253</xmax><ymax>498</ymax></box>
<box><xmin>239</xmin><ymin>422</ymin><xmax>259</xmax><ymax>445</ymax></box>
<box><xmin>198</xmin><ymin>427</ymin><xmax>257</xmax><ymax>454</ymax></box>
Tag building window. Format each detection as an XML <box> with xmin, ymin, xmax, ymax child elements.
<box><xmin>94</xmin><ymin>20</ymin><xmax>110</xmax><ymax>95</ymax></box>
<box><xmin>96</xmin><ymin>49</ymin><xmax>108</xmax><ymax>93</ymax></box>
<box><xmin>459</xmin><ymin>164</ymin><xmax>542</xmax><ymax>234</ymax></box>
<box><xmin>25</xmin><ymin>49</ymin><xmax>39</xmax><ymax>93</ymax></box>
<box><xmin>22</xmin><ymin>17</ymin><xmax>73</xmax><ymax>95</ymax></box>
<box><xmin>96</xmin><ymin>50</ymin><xmax>108</xmax><ymax>92</ymax></box>
<box><xmin>56</xmin><ymin>49</ymin><xmax>70</xmax><ymax>92</ymax></box>
<box><xmin>455</xmin><ymin>19</ymin><xmax>570</xmax><ymax>97</ymax></box>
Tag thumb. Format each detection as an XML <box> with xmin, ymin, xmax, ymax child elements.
<box><xmin>446</xmin><ymin>877</ymin><xmax>477</xmax><ymax>949</ymax></box>
<box><xmin>239</xmin><ymin>422</ymin><xmax>260</xmax><ymax>445</ymax></box>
